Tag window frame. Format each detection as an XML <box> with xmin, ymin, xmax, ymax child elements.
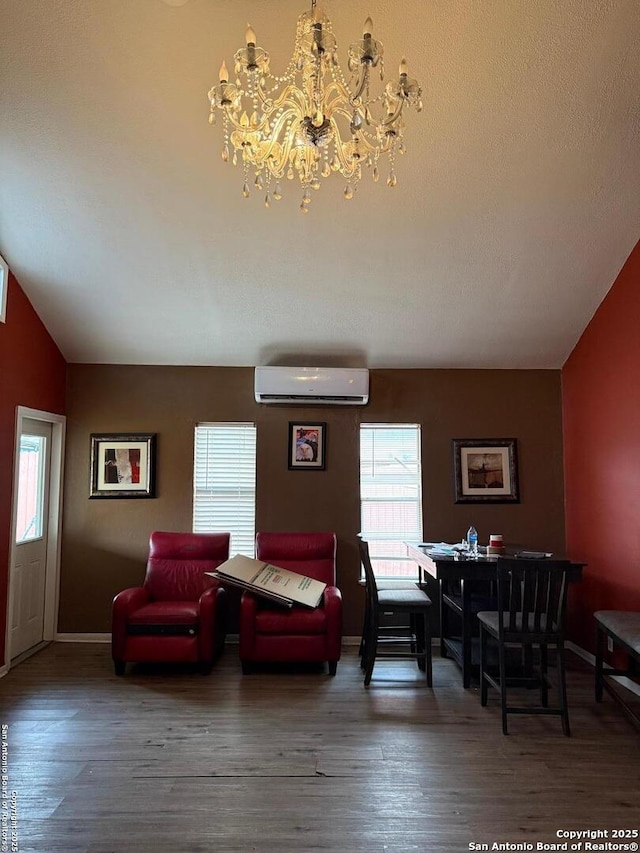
<box><xmin>192</xmin><ymin>421</ymin><xmax>257</xmax><ymax>558</ymax></box>
<box><xmin>359</xmin><ymin>423</ymin><xmax>423</xmax><ymax>582</ymax></box>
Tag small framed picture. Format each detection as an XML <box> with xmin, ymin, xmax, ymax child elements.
<box><xmin>452</xmin><ymin>438</ymin><xmax>519</xmax><ymax>503</ymax></box>
<box><xmin>89</xmin><ymin>433</ymin><xmax>157</xmax><ymax>498</ymax></box>
<box><xmin>288</xmin><ymin>422</ymin><xmax>326</xmax><ymax>470</ymax></box>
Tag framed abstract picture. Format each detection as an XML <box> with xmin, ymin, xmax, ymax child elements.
<box><xmin>452</xmin><ymin>438</ymin><xmax>519</xmax><ymax>504</ymax></box>
<box><xmin>89</xmin><ymin>433</ymin><xmax>157</xmax><ymax>498</ymax></box>
<box><xmin>288</xmin><ymin>422</ymin><xmax>326</xmax><ymax>470</ymax></box>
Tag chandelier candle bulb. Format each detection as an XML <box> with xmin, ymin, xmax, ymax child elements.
<box><xmin>207</xmin><ymin>2</ymin><xmax>422</xmax><ymax>208</ymax></box>
<box><xmin>245</xmin><ymin>25</ymin><xmax>257</xmax><ymax>69</ymax></box>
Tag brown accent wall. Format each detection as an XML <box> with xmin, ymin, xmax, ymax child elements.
<box><xmin>60</xmin><ymin>366</ymin><xmax>565</xmax><ymax>637</ymax></box>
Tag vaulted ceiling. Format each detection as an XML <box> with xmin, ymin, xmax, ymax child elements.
<box><xmin>2</xmin><ymin>0</ymin><xmax>639</xmax><ymax>368</ymax></box>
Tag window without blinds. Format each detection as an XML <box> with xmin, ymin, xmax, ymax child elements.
<box><xmin>193</xmin><ymin>423</ymin><xmax>257</xmax><ymax>557</ymax></box>
<box><xmin>359</xmin><ymin>424</ymin><xmax>423</xmax><ymax>580</ymax></box>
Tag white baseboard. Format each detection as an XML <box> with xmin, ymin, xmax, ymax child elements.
<box><xmin>567</xmin><ymin>640</ymin><xmax>640</xmax><ymax>698</ymax></box>
<box><xmin>54</xmin><ymin>633</ymin><xmax>111</xmax><ymax>644</ymax></box>
<box><xmin>0</xmin><ymin>664</ymin><xmax>8</xmax><ymax>679</ymax></box>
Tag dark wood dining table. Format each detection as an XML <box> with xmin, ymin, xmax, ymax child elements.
<box><xmin>405</xmin><ymin>542</ymin><xmax>584</xmax><ymax>688</ymax></box>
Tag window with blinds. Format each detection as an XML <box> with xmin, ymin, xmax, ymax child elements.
<box><xmin>193</xmin><ymin>423</ymin><xmax>257</xmax><ymax>557</ymax></box>
<box><xmin>360</xmin><ymin>424</ymin><xmax>423</xmax><ymax>580</ymax></box>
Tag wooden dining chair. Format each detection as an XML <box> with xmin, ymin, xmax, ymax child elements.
<box><xmin>477</xmin><ymin>557</ymin><xmax>571</xmax><ymax>735</ymax></box>
<box><xmin>357</xmin><ymin>538</ymin><xmax>419</xmax><ymax>666</ymax></box>
<box><xmin>359</xmin><ymin>539</ymin><xmax>433</xmax><ymax>687</ymax></box>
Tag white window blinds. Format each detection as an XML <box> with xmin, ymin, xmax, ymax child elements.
<box><xmin>193</xmin><ymin>423</ymin><xmax>257</xmax><ymax>557</ymax></box>
<box><xmin>360</xmin><ymin>424</ymin><xmax>423</xmax><ymax>579</ymax></box>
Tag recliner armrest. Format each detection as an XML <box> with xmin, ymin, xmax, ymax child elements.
<box><xmin>112</xmin><ymin>587</ymin><xmax>150</xmax><ymax>659</ymax></box>
<box><xmin>113</xmin><ymin>586</ymin><xmax>150</xmax><ymax>616</ymax></box>
<box><xmin>198</xmin><ymin>585</ymin><xmax>226</xmax><ymax>658</ymax></box>
<box><xmin>323</xmin><ymin>585</ymin><xmax>342</xmax><ymax>611</ymax></box>
<box><xmin>239</xmin><ymin>591</ymin><xmax>259</xmax><ymax>659</ymax></box>
<box><xmin>323</xmin><ymin>585</ymin><xmax>342</xmax><ymax>662</ymax></box>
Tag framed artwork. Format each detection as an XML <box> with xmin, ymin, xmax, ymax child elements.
<box><xmin>89</xmin><ymin>433</ymin><xmax>157</xmax><ymax>498</ymax></box>
<box><xmin>0</xmin><ymin>254</ymin><xmax>8</xmax><ymax>323</ymax></box>
<box><xmin>288</xmin><ymin>422</ymin><xmax>326</xmax><ymax>470</ymax></box>
<box><xmin>452</xmin><ymin>438</ymin><xmax>519</xmax><ymax>503</ymax></box>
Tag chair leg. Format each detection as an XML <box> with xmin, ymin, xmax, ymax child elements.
<box><xmin>479</xmin><ymin>626</ymin><xmax>488</xmax><ymax>706</ymax></box>
<box><xmin>359</xmin><ymin>602</ymin><xmax>370</xmax><ymax>668</ymax></box>
<box><xmin>363</xmin><ymin>612</ymin><xmax>379</xmax><ymax>687</ymax></box>
<box><xmin>328</xmin><ymin>661</ymin><xmax>338</xmax><ymax>676</ymax></box>
<box><xmin>415</xmin><ymin>611</ymin><xmax>426</xmax><ymax>672</ymax></box>
<box><xmin>359</xmin><ymin>599</ymin><xmax>370</xmax><ymax>656</ymax></box>
<box><xmin>557</xmin><ymin>641</ymin><xmax>571</xmax><ymax>737</ymax></box>
<box><xmin>114</xmin><ymin>660</ymin><xmax>126</xmax><ymax>676</ymax></box>
<box><xmin>498</xmin><ymin>637</ymin><xmax>508</xmax><ymax>735</ymax></box>
<box><xmin>424</xmin><ymin>612</ymin><xmax>433</xmax><ymax>688</ymax></box>
<box><xmin>539</xmin><ymin>643</ymin><xmax>548</xmax><ymax>707</ymax></box>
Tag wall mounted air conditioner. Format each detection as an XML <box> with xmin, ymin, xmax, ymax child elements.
<box><xmin>254</xmin><ymin>366</ymin><xmax>369</xmax><ymax>406</ymax></box>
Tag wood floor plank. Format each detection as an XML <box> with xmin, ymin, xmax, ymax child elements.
<box><xmin>0</xmin><ymin>643</ymin><xmax>638</xmax><ymax>852</ymax></box>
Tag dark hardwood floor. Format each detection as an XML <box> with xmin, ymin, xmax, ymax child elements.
<box><xmin>0</xmin><ymin>643</ymin><xmax>638</xmax><ymax>853</ymax></box>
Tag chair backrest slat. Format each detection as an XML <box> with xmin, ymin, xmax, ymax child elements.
<box><xmin>496</xmin><ymin>557</ymin><xmax>570</xmax><ymax>639</ymax></box>
<box><xmin>358</xmin><ymin>539</ymin><xmax>379</xmax><ymax>611</ymax></box>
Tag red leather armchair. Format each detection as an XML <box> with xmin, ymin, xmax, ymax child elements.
<box><xmin>239</xmin><ymin>532</ymin><xmax>342</xmax><ymax>675</ymax></box>
<box><xmin>112</xmin><ymin>531</ymin><xmax>229</xmax><ymax>675</ymax></box>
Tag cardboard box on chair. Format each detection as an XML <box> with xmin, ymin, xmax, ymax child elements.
<box><xmin>208</xmin><ymin>554</ymin><xmax>326</xmax><ymax>609</ymax></box>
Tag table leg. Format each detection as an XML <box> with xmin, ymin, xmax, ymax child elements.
<box><xmin>461</xmin><ymin>579</ymin><xmax>472</xmax><ymax>688</ymax></box>
<box><xmin>439</xmin><ymin>578</ymin><xmax>447</xmax><ymax>658</ymax></box>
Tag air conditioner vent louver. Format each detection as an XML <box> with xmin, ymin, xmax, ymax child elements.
<box><xmin>254</xmin><ymin>367</ymin><xmax>369</xmax><ymax>406</ymax></box>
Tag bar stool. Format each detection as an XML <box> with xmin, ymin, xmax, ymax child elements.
<box><xmin>359</xmin><ymin>539</ymin><xmax>433</xmax><ymax>687</ymax></box>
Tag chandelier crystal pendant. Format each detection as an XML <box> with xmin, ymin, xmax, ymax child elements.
<box><xmin>207</xmin><ymin>0</ymin><xmax>422</xmax><ymax>212</ymax></box>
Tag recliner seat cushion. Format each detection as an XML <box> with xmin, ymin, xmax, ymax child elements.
<box><xmin>128</xmin><ymin>601</ymin><xmax>200</xmax><ymax>625</ymax></box>
<box><xmin>255</xmin><ymin>605</ymin><xmax>327</xmax><ymax>635</ymax></box>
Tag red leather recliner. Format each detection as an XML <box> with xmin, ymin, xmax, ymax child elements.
<box><xmin>239</xmin><ymin>532</ymin><xmax>342</xmax><ymax>675</ymax></box>
<box><xmin>112</xmin><ymin>531</ymin><xmax>229</xmax><ymax>675</ymax></box>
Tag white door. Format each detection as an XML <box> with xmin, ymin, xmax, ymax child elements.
<box><xmin>11</xmin><ymin>418</ymin><xmax>52</xmax><ymax>659</ymax></box>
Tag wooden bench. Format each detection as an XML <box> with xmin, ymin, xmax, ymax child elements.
<box><xmin>595</xmin><ymin>610</ymin><xmax>640</xmax><ymax>729</ymax></box>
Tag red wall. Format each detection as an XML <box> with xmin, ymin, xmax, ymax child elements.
<box><xmin>563</xmin><ymin>239</ymin><xmax>640</xmax><ymax>651</ymax></box>
<box><xmin>0</xmin><ymin>271</ymin><xmax>67</xmax><ymax>666</ymax></box>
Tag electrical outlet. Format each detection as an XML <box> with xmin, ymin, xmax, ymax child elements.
<box><xmin>607</xmin><ymin>636</ymin><xmax>614</xmax><ymax>653</ymax></box>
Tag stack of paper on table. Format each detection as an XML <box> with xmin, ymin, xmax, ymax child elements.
<box><xmin>208</xmin><ymin>554</ymin><xmax>326</xmax><ymax>609</ymax></box>
<box><xmin>420</xmin><ymin>542</ymin><xmax>466</xmax><ymax>557</ymax></box>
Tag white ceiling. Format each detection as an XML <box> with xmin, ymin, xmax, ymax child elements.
<box><xmin>1</xmin><ymin>0</ymin><xmax>639</xmax><ymax>368</ymax></box>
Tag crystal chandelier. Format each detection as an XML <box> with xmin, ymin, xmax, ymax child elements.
<box><xmin>207</xmin><ymin>0</ymin><xmax>422</xmax><ymax>212</ymax></box>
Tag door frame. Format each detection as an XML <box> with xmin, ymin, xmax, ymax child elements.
<box><xmin>5</xmin><ymin>406</ymin><xmax>66</xmax><ymax>668</ymax></box>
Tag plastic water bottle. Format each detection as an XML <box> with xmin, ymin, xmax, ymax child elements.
<box><xmin>467</xmin><ymin>526</ymin><xmax>478</xmax><ymax>557</ymax></box>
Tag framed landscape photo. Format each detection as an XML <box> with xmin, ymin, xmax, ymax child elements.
<box><xmin>288</xmin><ymin>422</ymin><xmax>326</xmax><ymax>470</ymax></box>
<box><xmin>89</xmin><ymin>433</ymin><xmax>157</xmax><ymax>498</ymax></box>
<box><xmin>452</xmin><ymin>438</ymin><xmax>519</xmax><ymax>504</ymax></box>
